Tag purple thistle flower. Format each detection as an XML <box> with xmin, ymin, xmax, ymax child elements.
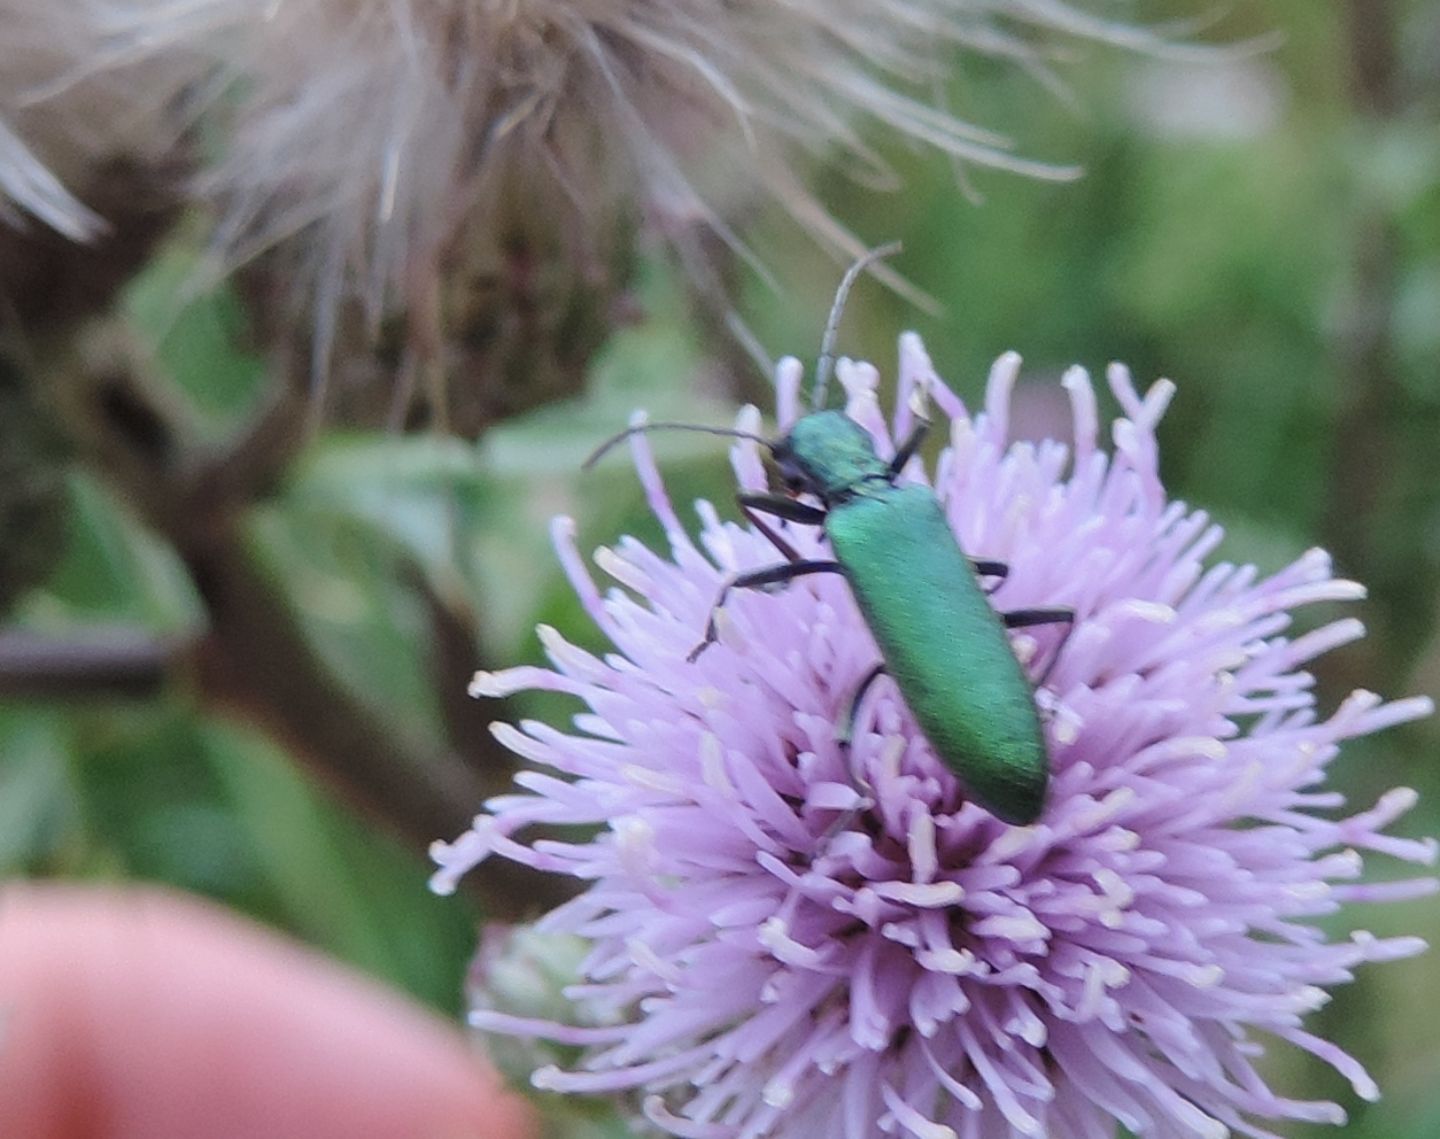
<box><xmin>433</xmin><ymin>336</ymin><xmax>1436</xmax><ymax>1139</ymax></box>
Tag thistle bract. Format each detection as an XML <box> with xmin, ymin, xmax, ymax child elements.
<box><xmin>433</xmin><ymin>336</ymin><xmax>1435</xmax><ymax>1139</ymax></box>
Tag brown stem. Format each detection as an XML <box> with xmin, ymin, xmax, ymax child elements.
<box><xmin>1321</xmin><ymin>0</ymin><xmax>1410</xmax><ymax>691</ymax></box>
<box><xmin>0</xmin><ymin>628</ymin><xmax>174</xmax><ymax>699</ymax></box>
<box><xmin>1344</xmin><ymin>1</ymin><xmax>1399</xmax><ymax>116</ymax></box>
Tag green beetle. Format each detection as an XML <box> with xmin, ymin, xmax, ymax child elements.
<box><xmin>588</xmin><ymin>248</ymin><xmax>1070</xmax><ymax>824</ymax></box>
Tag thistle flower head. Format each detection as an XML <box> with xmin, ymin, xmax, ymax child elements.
<box><xmin>432</xmin><ymin>337</ymin><xmax>1435</xmax><ymax>1139</ymax></box>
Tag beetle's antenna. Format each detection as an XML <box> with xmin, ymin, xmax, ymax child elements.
<box><xmin>812</xmin><ymin>241</ymin><xmax>903</xmax><ymax>412</ymax></box>
<box><xmin>583</xmin><ymin>422</ymin><xmax>771</xmax><ymax>470</ymax></box>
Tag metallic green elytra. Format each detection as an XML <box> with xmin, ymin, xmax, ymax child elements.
<box><xmin>585</xmin><ymin>248</ymin><xmax>1070</xmax><ymax>824</ymax></box>
<box><xmin>776</xmin><ymin>412</ymin><xmax>1069</xmax><ymax>823</ymax></box>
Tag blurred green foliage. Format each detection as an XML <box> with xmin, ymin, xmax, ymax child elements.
<box><xmin>3</xmin><ymin>2</ymin><xmax>1438</xmax><ymax>1136</ymax></box>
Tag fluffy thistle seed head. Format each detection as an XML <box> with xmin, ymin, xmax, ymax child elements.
<box><xmin>434</xmin><ymin>335</ymin><xmax>1435</xmax><ymax>1139</ymax></box>
<box><xmin>0</xmin><ymin>3</ymin><xmax>201</xmax><ymax>241</ymax></box>
<box><xmin>6</xmin><ymin>1</ymin><xmax>1184</xmax><ymax>386</ymax></box>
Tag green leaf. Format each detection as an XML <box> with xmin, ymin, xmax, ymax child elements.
<box><xmin>0</xmin><ymin>710</ymin><xmax>77</xmax><ymax>872</ymax></box>
<box><xmin>22</xmin><ymin>473</ymin><xmax>202</xmax><ymax>631</ymax></box>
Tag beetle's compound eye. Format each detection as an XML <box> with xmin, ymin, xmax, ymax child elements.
<box><xmin>770</xmin><ymin>439</ymin><xmax>807</xmax><ymax>493</ymax></box>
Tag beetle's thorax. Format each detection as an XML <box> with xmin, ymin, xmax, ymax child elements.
<box><xmin>773</xmin><ymin>410</ymin><xmax>891</xmax><ymax>505</ymax></box>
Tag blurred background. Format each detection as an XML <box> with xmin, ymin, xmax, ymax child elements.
<box><xmin>0</xmin><ymin>2</ymin><xmax>1436</xmax><ymax>1136</ymax></box>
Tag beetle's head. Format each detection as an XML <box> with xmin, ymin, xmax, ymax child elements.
<box><xmin>773</xmin><ymin>411</ymin><xmax>888</xmax><ymax>503</ymax></box>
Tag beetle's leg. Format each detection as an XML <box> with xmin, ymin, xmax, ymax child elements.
<box><xmin>737</xmin><ymin>492</ymin><xmax>827</xmax><ymax>563</ymax></box>
<box><xmin>1001</xmin><ymin>607</ymin><xmax>1076</xmax><ymax>687</ymax></box>
<box><xmin>743</xmin><ymin>507</ymin><xmax>799</xmax><ymax>564</ymax></box>
<box><xmin>837</xmin><ymin>661</ymin><xmax>889</xmax><ymax>748</ymax></box>
<box><xmin>1000</xmin><ymin>607</ymin><xmax>1073</xmax><ymax>630</ymax></box>
<box><xmin>1036</xmin><ymin>613</ymin><xmax>1079</xmax><ymax>688</ymax></box>
<box><xmin>688</xmin><ymin>559</ymin><xmax>845</xmax><ymax>662</ymax></box>
<box><xmin>888</xmin><ymin>415</ymin><xmax>930</xmax><ymax>478</ymax></box>
<box><xmin>739</xmin><ymin>492</ymin><xmax>828</xmax><ymax>526</ymax></box>
<box><xmin>970</xmin><ymin>559</ymin><xmax>1009</xmax><ymax>594</ymax></box>
<box><xmin>805</xmin><ymin>661</ymin><xmax>889</xmax><ymax>862</ymax></box>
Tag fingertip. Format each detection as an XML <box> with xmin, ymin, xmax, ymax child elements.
<box><xmin>0</xmin><ymin>884</ymin><xmax>537</xmax><ymax>1139</ymax></box>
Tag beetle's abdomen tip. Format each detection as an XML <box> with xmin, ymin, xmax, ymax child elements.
<box><xmin>979</xmin><ymin>787</ymin><xmax>1046</xmax><ymax>827</ymax></box>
